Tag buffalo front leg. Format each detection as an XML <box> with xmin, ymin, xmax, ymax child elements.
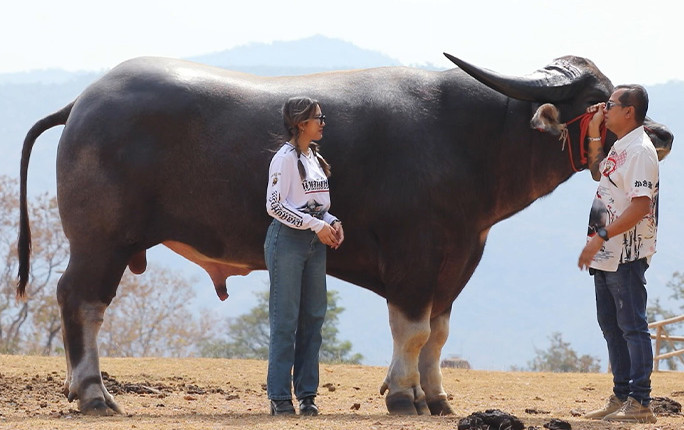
<box><xmin>380</xmin><ymin>303</ymin><xmax>431</xmax><ymax>415</ymax></box>
<box><xmin>57</xmin><ymin>258</ymin><xmax>125</xmax><ymax>415</ymax></box>
<box><xmin>419</xmin><ymin>310</ymin><xmax>454</xmax><ymax>415</ymax></box>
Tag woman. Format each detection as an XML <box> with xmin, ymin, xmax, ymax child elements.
<box><xmin>264</xmin><ymin>96</ymin><xmax>344</xmax><ymax>416</ymax></box>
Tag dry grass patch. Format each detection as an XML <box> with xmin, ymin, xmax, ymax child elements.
<box><xmin>0</xmin><ymin>355</ymin><xmax>681</xmax><ymax>429</ymax></box>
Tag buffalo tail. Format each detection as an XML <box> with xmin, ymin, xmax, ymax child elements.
<box><xmin>17</xmin><ymin>101</ymin><xmax>74</xmax><ymax>298</ymax></box>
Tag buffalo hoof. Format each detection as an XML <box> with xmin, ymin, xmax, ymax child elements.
<box><xmin>79</xmin><ymin>397</ymin><xmax>122</xmax><ymax>416</ymax></box>
<box><xmin>427</xmin><ymin>398</ymin><xmax>455</xmax><ymax>415</ymax></box>
<box><xmin>62</xmin><ymin>385</ymin><xmax>72</xmax><ymax>400</ymax></box>
<box><xmin>385</xmin><ymin>392</ymin><xmax>430</xmax><ymax>415</ymax></box>
<box><xmin>415</xmin><ymin>398</ymin><xmax>430</xmax><ymax>415</ymax></box>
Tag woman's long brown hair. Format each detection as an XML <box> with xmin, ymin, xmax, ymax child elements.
<box><xmin>282</xmin><ymin>96</ymin><xmax>331</xmax><ymax>179</ymax></box>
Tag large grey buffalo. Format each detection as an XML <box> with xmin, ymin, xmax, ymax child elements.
<box><xmin>18</xmin><ymin>54</ymin><xmax>673</xmax><ymax>416</ymax></box>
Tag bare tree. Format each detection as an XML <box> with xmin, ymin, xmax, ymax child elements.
<box><xmin>0</xmin><ymin>175</ymin><xmax>67</xmax><ymax>354</ymax></box>
<box><xmin>0</xmin><ymin>174</ymin><xmax>219</xmax><ymax>357</ymax></box>
<box><xmin>99</xmin><ymin>268</ymin><xmax>217</xmax><ymax>357</ymax></box>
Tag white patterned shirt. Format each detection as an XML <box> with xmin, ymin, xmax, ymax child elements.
<box><xmin>586</xmin><ymin>126</ymin><xmax>659</xmax><ymax>272</ymax></box>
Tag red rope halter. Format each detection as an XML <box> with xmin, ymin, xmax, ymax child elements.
<box><xmin>562</xmin><ymin>112</ymin><xmax>607</xmax><ymax>172</ymax></box>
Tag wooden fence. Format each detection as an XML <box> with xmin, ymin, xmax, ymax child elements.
<box><xmin>649</xmin><ymin>314</ymin><xmax>684</xmax><ymax>371</ymax></box>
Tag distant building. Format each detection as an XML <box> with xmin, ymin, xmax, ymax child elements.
<box><xmin>440</xmin><ymin>355</ymin><xmax>471</xmax><ymax>369</ymax></box>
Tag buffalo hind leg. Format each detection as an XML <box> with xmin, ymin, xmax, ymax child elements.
<box><xmin>380</xmin><ymin>303</ymin><xmax>431</xmax><ymax>415</ymax></box>
<box><xmin>57</xmin><ymin>252</ymin><xmax>127</xmax><ymax>415</ymax></box>
<box><xmin>419</xmin><ymin>310</ymin><xmax>454</xmax><ymax>415</ymax></box>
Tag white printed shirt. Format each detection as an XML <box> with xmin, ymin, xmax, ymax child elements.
<box><xmin>266</xmin><ymin>143</ymin><xmax>338</xmax><ymax>232</ymax></box>
<box><xmin>586</xmin><ymin>126</ymin><xmax>659</xmax><ymax>272</ymax></box>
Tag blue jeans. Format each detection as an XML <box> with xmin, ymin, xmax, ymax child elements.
<box><xmin>593</xmin><ymin>258</ymin><xmax>653</xmax><ymax>405</ymax></box>
<box><xmin>264</xmin><ymin>219</ymin><xmax>327</xmax><ymax>401</ymax></box>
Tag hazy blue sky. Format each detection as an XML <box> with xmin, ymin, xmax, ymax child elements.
<box><xmin>3</xmin><ymin>0</ymin><xmax>681</xmax><ymax>85</ymax></box>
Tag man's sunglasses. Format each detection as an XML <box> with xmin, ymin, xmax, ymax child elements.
<box><xmin>605</xmin><ymin>101</ymin><xmax>628</xmax><ymax>111</ymax></box>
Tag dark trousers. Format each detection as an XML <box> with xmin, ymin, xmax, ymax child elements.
<box><xmin>593</xmin><ymin>258</ymin><xmax>653</xmax><ymax>405</ymax></box>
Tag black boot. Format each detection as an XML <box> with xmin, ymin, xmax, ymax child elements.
<box><xmin>270</xmin><ymin>399</ymin><xmax>295</xmax><ymax>416</ymax></box>
<box><xmin>299</xmin><ymin>396</ymin><xmax>319</xmax><ymax>416</ymax></box>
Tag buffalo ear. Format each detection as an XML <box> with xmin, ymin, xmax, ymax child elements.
<box><xmin>530</xmin><ymin>103</ymin><xmax>564</xmax><ymax>136</ymax></box>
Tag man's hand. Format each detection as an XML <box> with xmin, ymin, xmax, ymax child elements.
<box><xmin>586</xmin><ymin>102</ymin><xmax>605</xmax><ymax>135</ymax></box>
<box><xmin>586</xmin><ymin>102</ymin><xmax>606</xmax><ymax>181</ymax></box>
<box><xmin>578</xmin><ymin>235</ymin><xmax>603</xmax><ymax>270</ymax></box>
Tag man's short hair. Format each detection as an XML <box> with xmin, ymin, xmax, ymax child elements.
<box><xmin>615</xmin><ymin>84</ymin><xmax>649</xmax><ymax>124</ymax></box>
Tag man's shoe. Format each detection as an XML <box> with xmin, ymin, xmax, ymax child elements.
<box><xmin>270</xmin><ymin>399</ymin><xmax>295</xmax><ymax>416</ymax></box>
<box><xmin>603</xmin><ymin>396</ymin><xmax>657</xmax><ymax>423</ymax></box>
<box><xmin>584</xmin><ymin>394</ymin><xmax>624</xmax><ymax>420</ymax></box>
<box><xmin>299</xmin><ymin>396</ymin><xmax>319</xmax><ymax>416</ymax></box>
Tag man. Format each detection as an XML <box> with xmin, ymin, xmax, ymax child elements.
<box><xmin>578</xmin><ymin>84</ymin><xmax>659</xmax><ymax>424</ymax></box>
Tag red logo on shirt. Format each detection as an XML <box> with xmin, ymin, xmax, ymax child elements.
<box><xmin>602</xmin><ymin>157</ymin><xmax>617</xmax><ymax>176</ymax></box>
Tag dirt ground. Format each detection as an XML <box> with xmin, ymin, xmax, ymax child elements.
<box><xmin>0</xmin><ymin>355</ymin><xmax>682</xmax><ymax>430</ymax></box>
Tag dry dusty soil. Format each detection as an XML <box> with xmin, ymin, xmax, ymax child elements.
<box><xmin>0</xmin><ymin>355</ymin><xmax>682</xmax><ymax>430</ymax></box>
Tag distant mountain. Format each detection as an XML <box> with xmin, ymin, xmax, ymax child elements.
<box><xmin>188</xmin><ymin>34</ymin><xmax>402</xmax><ymax>75</ymax></box>
<box><xmin>1</xmin><ymin>36</ymin><xmax>683</xmax><ymax>370</ymax></box>
<box><xmin>0</xmin><ymin>69</ymin><xmax>102</xmax><ymax>85</ymax></box>
<box><xmin>0</xmin><ymin>35</ymin><xmax>403</xmax><ymax>86</ymax></box>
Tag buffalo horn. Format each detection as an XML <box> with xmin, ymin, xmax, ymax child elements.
<box><xmin>443</xmin><ymin>53</ymin><xmax>588</xmax><ymax>102</ymax></box>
